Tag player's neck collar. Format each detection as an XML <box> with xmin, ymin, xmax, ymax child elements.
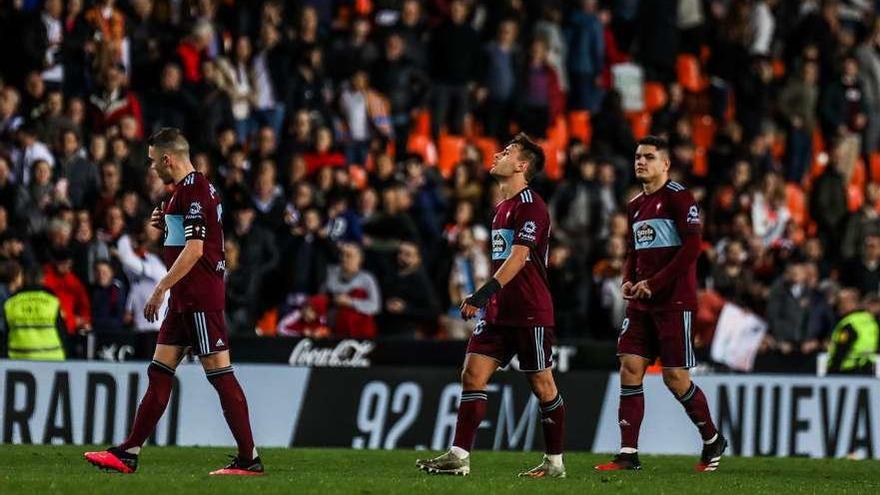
<box><xmin>175</xmin><ymin>170</ymin><xmax>197</xmax><ymax>185</ymax></box>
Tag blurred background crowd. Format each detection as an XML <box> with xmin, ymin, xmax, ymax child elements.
<box><xmin>1</xmin><ymin>0</ymin><xmax>880</xmax><ymax>365</ymax></box>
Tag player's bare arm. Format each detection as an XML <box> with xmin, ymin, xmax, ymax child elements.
<box><xmin>460</xmin><ymin>244</ymin><xmax>529</xmax><ymax>319</ymax></box>
<box><xmin>144</xmin><ymin>239</ymin><xmax>203</xmax><ymax>322</ymax></box>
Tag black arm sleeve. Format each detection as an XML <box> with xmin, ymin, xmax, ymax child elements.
<box><xmin>828</xmin><ymin>325</ymin><xmax>856</xmax><ymax>374</ymax></box>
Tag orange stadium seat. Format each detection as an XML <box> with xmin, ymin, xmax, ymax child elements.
<box><xmin>472</xmin><ymin>136</ymin><xmax>500</xmax><ymax>169</ymax></box>
<box><xmin>539</xmin><ymin>140</ymin><xmax>561</xmax><ymax>180</ymax></box>
<box><xmin>407</xmin><ymin>134</ymin><xmax>437</xmax><ymax>165</ymax></box>
<box><xmin>786</xmin><ymin>183</ymin><xmax>807</xmax><ymax>226</ymax></box>
<box><xmin>850</xmin><ymin>159</ymin><xmax>866</xmax><ymax>191</ymax></box>
<box><xmin>547</xmin><ymin>116</ymin><xmax>569</xmax><ymax>150</ymax></box>
<box><xmin>644</xmin><ymin>82</ymin><xmax>668</xmax><ymax>114</ymax></box>
<box><xmin>568</xmin><ymin>111</ymin><xmax>592</xmax><ymax>145</ymax></box>
<box><xmin>692</xmin><ymin>115</ymin><xmax>716</xmax><ymax>148</ymax></box>
<box><xmin>627</xmin><ymin>111</ymin><xmax>652</xmax><ymax>140</ymax></box>
<box><xmin>412</xmin><ymin>109</ymin><xmax>431</xmax><ymax>137</ymax></box>
<box><xmin>848</xmin><ymin>183</ymin><xmax>865</xmax><ymax>212</ymax></box>
<box><xmin>438</xmin><ymin>134</ymin><xmax>466</xmax><ymax>177</ymax></box>
<box><xmin>676</xmin><ymin>54</ymin><xmax>707</xmax><ymax>92</ymax></box>
<box><xmin>693</xmin><ymin>146</ymin><xmax>708</xmax><ymax>177</ymax></box>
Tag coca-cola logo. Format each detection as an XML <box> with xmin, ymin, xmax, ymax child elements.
<box><xmin>288</xmin><ymin>339</ymin><xmax>374</xmax><ymax>368</ymax></box>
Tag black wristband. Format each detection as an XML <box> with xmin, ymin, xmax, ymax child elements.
<box><xmin>466</xmin><ymin>278</ymin><xmax>502</xmax><ymax>308</ymax></box>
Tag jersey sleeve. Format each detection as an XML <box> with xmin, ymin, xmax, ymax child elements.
<box><xmin>511</xmin><ymin>201</ymin><xmax>548</xmax><ymax>249</ymax></box>
<box><xmin>672</xmin><ymin>190</ymin><xmax>702</xmax><ymax>237</ymax></box>
<box><xmin>182</xmin><ymin>183</ymin><xmax>208</xmax><ymax>241</ymax></box>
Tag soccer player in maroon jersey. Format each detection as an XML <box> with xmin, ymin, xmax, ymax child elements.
<box><xmin>417</xmin><ymin>134</ymin><xmax>566</xmax><ymax>478</ymax></box>
<box><xmin>594</xmin><ymin>136</ymin><xmax>726</xmax><ymax>472</ymax></box>
<box><xmin>84</xmin><ymin>128</ymin><xmax>263</xmax><ymax>476</ymax></box>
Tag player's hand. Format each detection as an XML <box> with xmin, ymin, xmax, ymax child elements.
<box><xmin>150</xmin><ymin>202</ymin><xmax>165</xmax><ymax>230</ymax></box>
<box><xmin>631</xmin><ymin>280</ymin><xmax>652</xmax><ymax>299</ymax></box>
<box><xmin>144</xmin><ymin>286</ymin><xmax>167</xmax><ymax>323</ymax></box>
<box><xmin>621</xmin><ymin>281</ymin><xmax>635</xmax><ymax>299</ymax></box>
<box><xmin>459</xmin><ymin>298</ymin><xmax>479</xmax><ymax>320</ymax></box>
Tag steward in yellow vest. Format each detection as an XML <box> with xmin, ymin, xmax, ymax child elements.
<box><xmin>828</xmin><ymin>290</ymin><xmax>879</xmax><ymax>375</ymax></box>
<box><xmin>2</xmin><ymin>265</ymin><xmax>66</xmax><ymax>361</ymax></box>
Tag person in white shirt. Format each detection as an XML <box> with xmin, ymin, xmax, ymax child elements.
<box><xmin>114</xmin><ymin>222</ymin><xmax>168</xmax><ymax>360</ymax></box>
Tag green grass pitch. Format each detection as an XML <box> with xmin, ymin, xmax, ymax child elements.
<box><xmin>1</xmin><ymin>445</ymin><xmax>878</xmax><ymax>495</ymax></box>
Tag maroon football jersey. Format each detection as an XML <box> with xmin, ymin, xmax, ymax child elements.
<box><xmin>162</xmin><ymin>171</ymin><xmax>226</xmax><ymax>312</ymax></box>
<box><xmin>485</xmin><ymin>187</ymin><xmax>554</xmax><ymax>326</ymax></box>
<box><xmin>625</xmin><ymin>180</ymin><xmax>701</xmax><ymax>311</ymax></box>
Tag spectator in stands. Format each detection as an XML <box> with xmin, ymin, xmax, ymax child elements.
<box><xmin>380</xmin><ymin>241</ymin><xmax>440</xmax><ymax>338</ymax></box>
<box><xmin>372</xmin><ymin>33</ymin><xmax>429</xmax><ymax>154</ymax></box>
<box><xmin>820</xmin><ymin>55</ymin><xmax>867</xmax><ymax>142</ymax></box>
<box><xmin>778</xmin><ymin>61</ymin><xmax>819</xmax><ymax>183</ymax></box>
<box><xmin>857</xmin><ymin>20</ymin><xmax>880</xmax><ymax>155</ymax></box>
<box><xmin>766</xmin><ymin>261</ymin><xmax>811</xmax><ymax>355</ymax></box>
<box><xmin>279</xmin><ymin>207</ymin><xmax>335</xmax><ymax>307</ymax></box>
<box><xmin>216</xmin><ymin>35</ymin><xmax>257</xmax><ymax>144</ymax></box>
<box><xmin>592</xmin><ymin>236</ymin><xmax>626</xmax><ymax>337</ymax></box>
<box><xmin>445</xmin><ymin>227</ymin><xmax>489</xmax><ymax>340</ymax></box>
<box><xmin>114</xmin><ymin>222</ymin><xmax>166</xmax><ymax>358</ymax></box>
<box><xmin>43</xmin><ymin>247</ymin><xmax>91</xmax><ymax>353</ymax></box>
<box><xmin>90</xmin><ymin>259</ymin><xmax>125</xmax><ymax>333</ymax></box>
<box><xmin>711</xmin><ymin>239</ymin><xmax>757</xmax><ymax>307</ymax></box>
<box><xmin>841</xmin><ymin>234</ymin><xmax>880</xmax><ymax>295</ymax></box>
<box><xmin>57</xmin><ymin>129</ymin><xmax>99</xmax><ymax>209</ymax></box>
<box><xmin>396</xmin><ymin>0</ymin><xmax>428</xmax><ymax>70</ymax></box>
<box><xmin>226</xmin><ymin>205</ymin><xmax>279</xmax><ymax>329</ymax></box>
<box><xmin>87</xmin><ymin>64</ymin><xmax>143</xmax><ymax>138</ymax></box>
<box><xmin>565</xmin><ymin>0</ymin><xmax>604</xmax><ymax>111</ymax></box>
<box><xmin>251</xmin><ymin>22</ymin><xmax>288</xmax><ymax>137</ymax></box>
<box><xmin>71</xmin><ymin>211</ymin><xmax>109</xmax><ymax>286</ymax></box>
<box><xmin>175</xmin><ymin>20</ymin><xmax>214</xmax><ymax>85</ymax></box>
<box><xmin>517</xmin><ymin>37</ymin><xmax>565</xmax><ymax>138</ymax></box>
<box><xmin>429</xmin><ymin>0</ymin><xmax>479</xmax><ymax>137</ymax></box>
<box><xmin>842</xmin><ymin>184</ymin><xmax>880</xmax><ymax>261</ymax></box>
<box><xmin>15</xmin><ymin>160</ymin><xmax>58</xmax><ymax>236</ymax></box>
<box><xmin>329</xmin><ymin>16</ymin><xmax>380</xmax><ymax>82</ymax></box>
<box><xmin>11</xmin><ymin>122</ymin><xmax>55</xmax><ymax>186</ymax></box>
<box><xmin>250</xmin><ymin>162</ymin><xmax>286</xmax><ymax>233</ymax></box>
<box><xmin>0</xmin><ymin>86</ymin><xmax>23</xmax><ymax>144</ymax></box>
<box><xmin>752</xmin><ymin>172</ymin><xmax>791</xmax><ymax>247</ymax></box>
<box><xmin>810</xmin><ymin>141</ymin><xmax>849</xmax><ymax>262</ymax></box>
<box><xmin>324</xmin><ymin>242</ymin><xmax>381</xmax><ymax>339</ymax></box>
<box><xmin>143</xmin><ymin>63</ymin><xmax>196</xmax><ymax>137</ymax></box>
<box><xmin>478</xmin><ymin>19</ymin><xmax>521</xmax><ymax>141</ymax></box>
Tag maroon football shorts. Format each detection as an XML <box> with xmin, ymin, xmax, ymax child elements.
<box><xmin>466</xmin><ymin>321</ymin><xmax>555</xmax><ymax>372</ymax></box>
<box><xmin>617</xmin><ymin>307</ymin><xmax>696</xmax><ymax>368</ymax></box>
<box><xmin>158</xmin><ymin>310</ymin><xmax>229</xmax><ymax>356</ymax></box>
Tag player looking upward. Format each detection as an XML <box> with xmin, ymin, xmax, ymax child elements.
<box><xmin>595</xmin><ymin>136</ymin><xmax>726</xmax><ymax>472</ymax></box>
<box><xmin>417</xmin><ymin>133</ymin><xmax>566</xmax><ymax>478</ymax></box>
<box><xmin>84</xmin><ymin>128</ymin><xmax>263</xmax><ymax>476</ymax></box>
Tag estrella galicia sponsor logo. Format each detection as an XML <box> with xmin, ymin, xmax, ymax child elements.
<box><xmin>635</xmin><ymin>223</ymin><xmax>656</xmax><ymax>245</ymax></box>
<box><xmin>492</xmin><ymin>229</ymin><xmax>514</xmax><ymax>260</ymax></box>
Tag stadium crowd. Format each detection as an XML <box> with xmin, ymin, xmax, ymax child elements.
<box><xmin>1</xmin><ymin>0</ymin><xmax>880</xmax><ymax>366</ymax></box>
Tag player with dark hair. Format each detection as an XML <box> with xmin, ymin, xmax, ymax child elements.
<box><xmin>417</xmin><ymin>133</ymin><xmax>566</xmax><ymax>478</ymax></box>
<box><xmin>595</xmin><ymin>136</ymin><xmax>726</xmax><ymax>472</ymax></box>
<box><xmin>84</xmin><ymin>128</ymin><xmax>263</xmax><ymax>476</ymax></box>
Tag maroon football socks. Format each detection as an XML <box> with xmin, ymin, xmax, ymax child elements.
<box><xmin>206</xmin><ymin>366</ymin><xmax>257</xmax><ymax>461</ymax></box>
<box><xmin>452</xmin><ymin>390</ymin><xmax>488</xmax><ymax>452</ymax></box>
<box><xmin>540</xmin><ymin>394</ymin><xmax>566</xmax><ymax>455</ymax></box>
<box><xmin>118</xmin><ymin>361</ymin><xmax>175</xmax><ymax>452</ymax></box>
<box><xmin>678</xmin><ymin>383</ymin><xmax>718</xmax><ymax>441</ymax></box>
<box><xmin>619</xmin><ymin>384</ymin><xmax>645</xmax><ymax>450</ymax></box>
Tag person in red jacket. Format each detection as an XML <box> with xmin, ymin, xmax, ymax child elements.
<box><xmin>88</xmin><ymin>64</ymin><xmax>144</xmax><ymax>138</ymax></box>
<box><xmin>176</xmin><ymin>20</ymin><xmax>215</xmax><ymax>84</ymax></box>
<box><xmin>42</xmin><ymin>248</ymin><xmax>92</xmax><ymax>357</ymax></box>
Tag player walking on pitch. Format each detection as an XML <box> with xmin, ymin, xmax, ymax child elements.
<box><xmin>595</xmin><ymin>136</ymin><xmax>726</xmax><ymax>472</ymax></box>
<box><xmin>84</xmin><ymin>128</ymin><xmax>263</xmax><ymax>475</ymax></box>
<box><xmin>417</xmin><ymin>133</ymin><xmax>566</xmax><ymax>478</ymax></box>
